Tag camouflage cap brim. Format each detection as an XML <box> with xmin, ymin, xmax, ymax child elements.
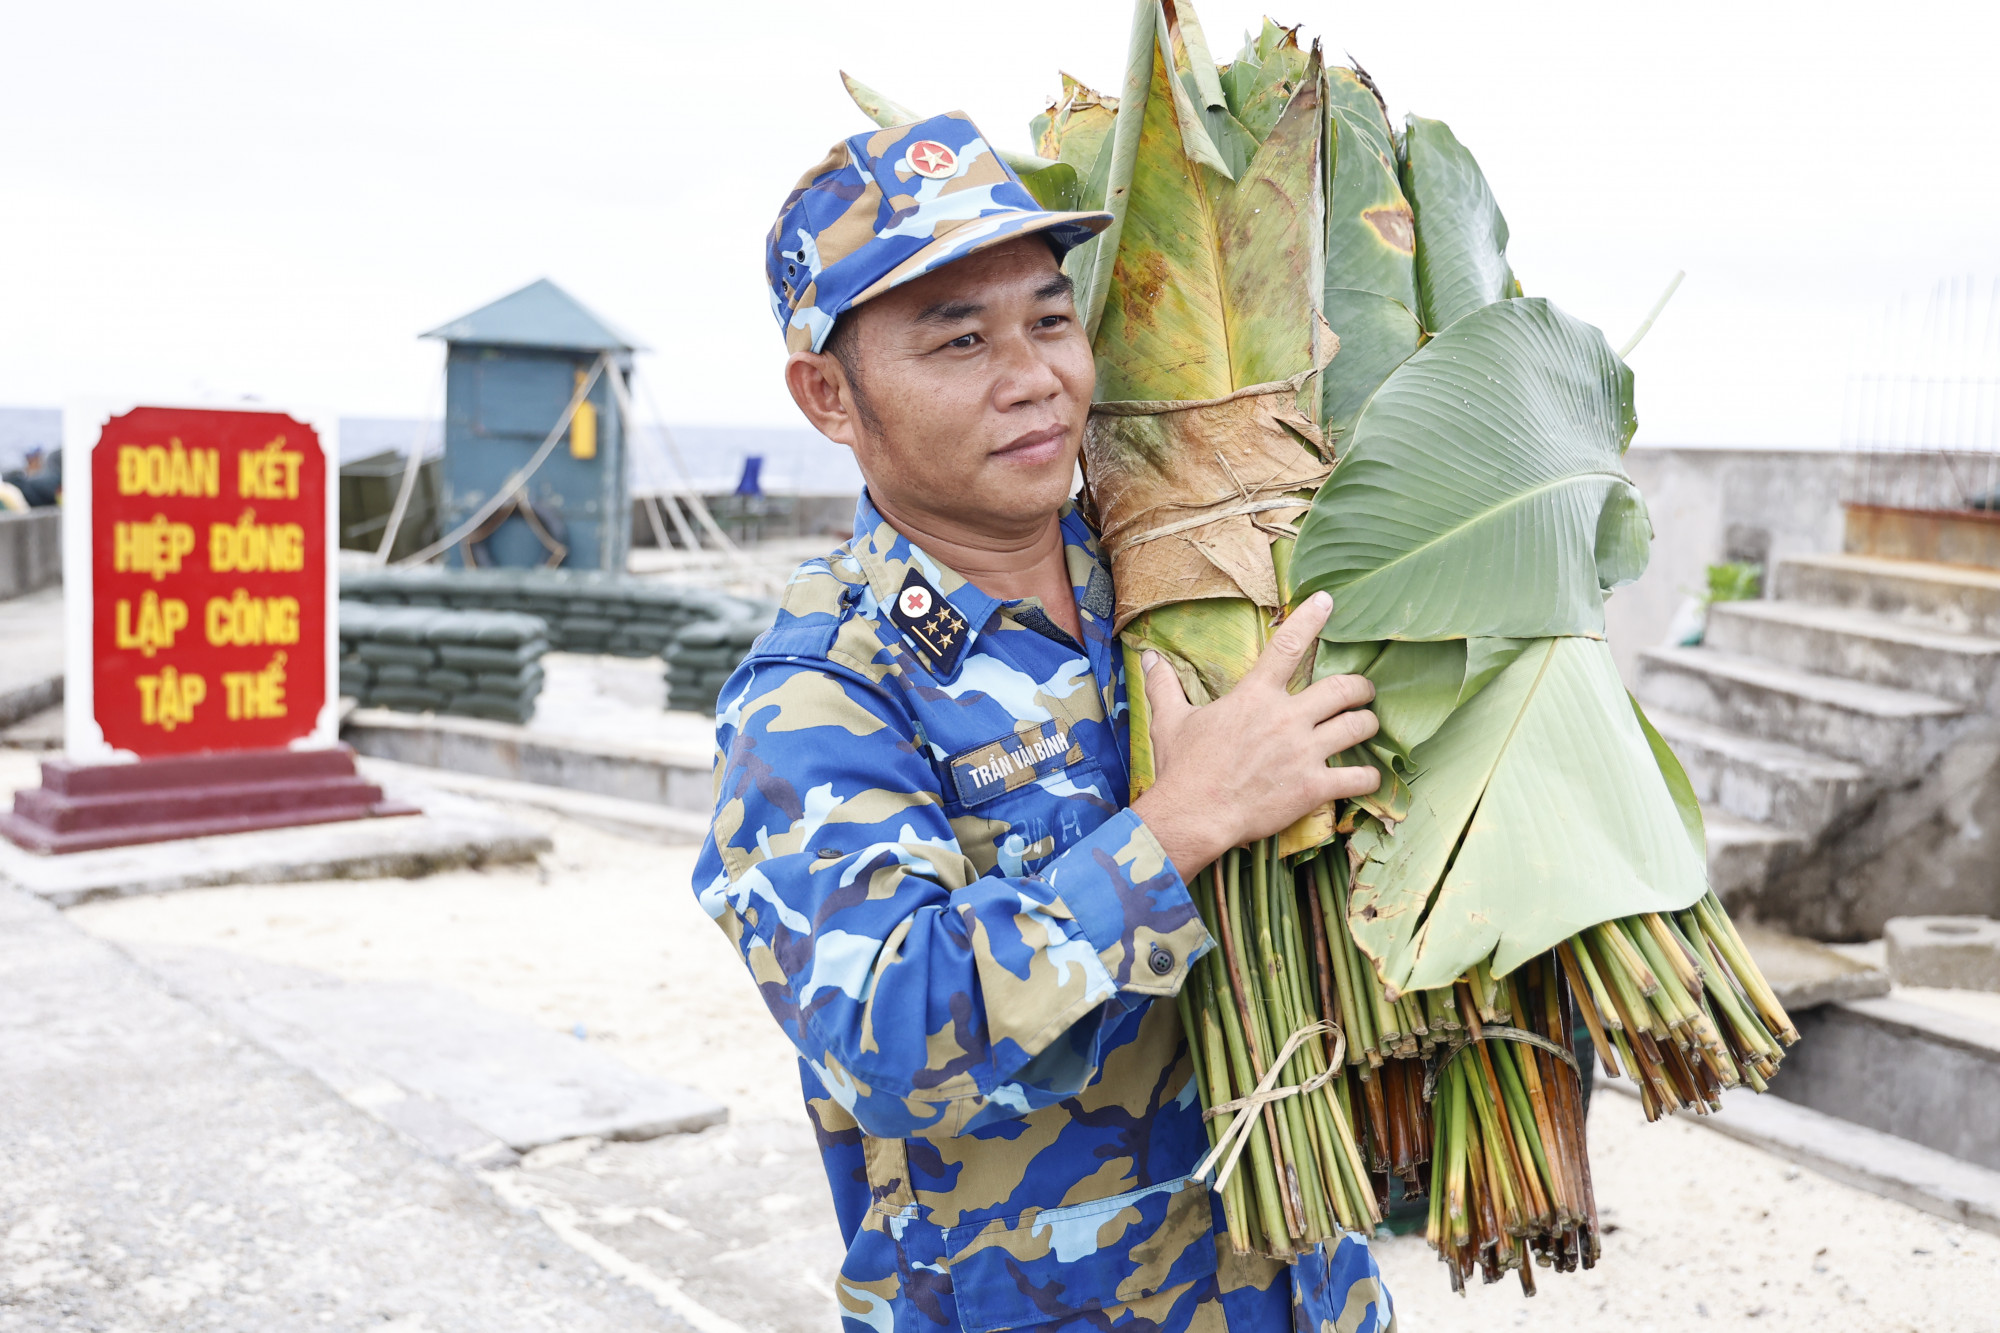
<box><xmin>797</xmin><ymin>208</ymin><xmax>1111</xmax><ymax>354</ymax></box>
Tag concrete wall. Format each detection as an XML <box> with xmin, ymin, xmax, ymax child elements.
<box><xmin>1607</xmin><ymin>446</ymin><xmax>1852</xmax><ymax>680</ymax></box>
<box><xmin>0</xmin><ymin>509</ymin><xmax>60</xmax><ymax>600</ymax></box>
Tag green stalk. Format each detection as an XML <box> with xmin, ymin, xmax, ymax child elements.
<box><xmin>1317</xmin><ymin>854</ymin><xmax>1378</xmax><ymax>1061</ymax></box>
<box><xmin>1695</xmin><ymin>893</ymin><xmax>1797</xmax><ymax>1042</ymax></box>
<box><xmin>1213</xmin><ymin>849</ymin><xmax>1292</xmax><ymax>1247</ymax></box>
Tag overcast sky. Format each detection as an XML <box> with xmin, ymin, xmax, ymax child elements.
<box><xmin>3</xmin><ymin>0</ymin><xmax>1995</xmax><ymax>448</ymax></box>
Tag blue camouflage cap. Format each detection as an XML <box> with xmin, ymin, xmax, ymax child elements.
<box><xmin>767</xmin><ymin>111</ymin><xmax>1113</xmax><ymax>354</ymax></box>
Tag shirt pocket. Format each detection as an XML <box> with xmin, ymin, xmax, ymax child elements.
<box><xmin>940</xmin><ymin>1175</ymin><xmax>1218</xmax><ymax>1333</ymax></box>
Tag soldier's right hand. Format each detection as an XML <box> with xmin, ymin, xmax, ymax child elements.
<box><xmin>1130</xmin><ymin>590</ymin><xmax>1380</xmax><ymax>879</ymax></box>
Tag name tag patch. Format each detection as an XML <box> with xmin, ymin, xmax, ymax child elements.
<box><xmin>949</xmin><ymin>720</ymin><xmax>1086</xmax><ymax>807</ymax></box>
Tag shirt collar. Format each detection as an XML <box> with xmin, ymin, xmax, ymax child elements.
<box><xmin>851</xmin><ymin>490</ymin><xmax>998</xmax><ymax>678</ymax></box>
<box><xmin>849</xmin><ymin>489</ymin><xmax>1109</xmax><ymax>676</ymax></box>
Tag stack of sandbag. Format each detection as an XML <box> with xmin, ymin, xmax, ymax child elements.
<box><xmin>338</xmin><ymin>600</ymin><xmax>549</xmax><ymax>723</ymax></box>
<box><xmin>662</xmin><ymin>604</ymin><xmax>777</xmax><ymax>715</ymax></box>
<box><xmin>338</xmin><ymin>567</ymin><xmax>754</xmax><ymax>659</ymax></box>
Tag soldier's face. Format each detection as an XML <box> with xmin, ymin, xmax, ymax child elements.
<box><xmin>807</xmin><ymin>237</ymin><xmax>1095</xmax><ymax>535</ymax></box>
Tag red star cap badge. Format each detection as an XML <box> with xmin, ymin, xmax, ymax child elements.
<box><xmin>907</xmin><ymin>140</ymin><xmax>958</xmax><ymax>180</ymax></box>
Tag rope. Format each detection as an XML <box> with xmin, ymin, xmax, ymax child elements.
<box><xmin>395</xmin><ymin>353</ymin><xmax>609</xmax><ymax>566</ymax></box>
<box><xmin>372</xmin><ymin>363</ymin><xmax>443</xmax><ymax>565</ymax></box>
<box><xmin>1116</xmin><ymin>495</ymin><xmax>1317</xmax><ymax>550</ymax></box>
<box><xmin>617</xmin><ymin>362</ymin><xmax>743</xmax><ymax>559</ymax></box>
<box><xmin>1192</xmin><ymin>1020</ymin><xmax>1345</xmax><ymax>1194</ymax></box>
<box><xmin>1420</xmin><ymin>1024</ymin><xmax>1579</xmax><ymax>1102</ymax></box>
<box><xmin>1087</xmin><ymin>368</ymin><xmax>1319</xmax><ymax>417</ymax></box>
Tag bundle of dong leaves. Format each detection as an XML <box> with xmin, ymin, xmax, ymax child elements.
<box><xmin>847</xmin><ymin>0</ymin><xmax>1797</xmax><ymax>1295</ymax></box>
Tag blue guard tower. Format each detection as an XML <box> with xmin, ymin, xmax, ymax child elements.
<box><xmin>423</xmin><ymin>279</ymin><xmax>641</xmax><ymax>572</ymax></box>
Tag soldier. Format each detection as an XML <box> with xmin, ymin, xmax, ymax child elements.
<box><xmin>695</xmin><ymin>111</ymin><xmax>1392</xmax><ymax>1332</ymax></box>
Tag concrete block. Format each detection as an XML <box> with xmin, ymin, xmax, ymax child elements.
<box><xmin>1770</xmin><ymin>995</ymin><xmax>2000</xmax><ymax>1170</ymax></box>
<box><xmin>1885</xmin><ymin>915</ymin><xmax>2000</xmax><ymax>991</ymax></box>
<box><xmin>0</xmin><ymin>792</ymin><xmax>548</xmax><ymax>907</ymax></box>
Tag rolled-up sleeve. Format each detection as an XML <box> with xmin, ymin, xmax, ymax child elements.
<box><xmin>694</xmin><ymin>657</ymin><xmax>1211</xmax><ymax>1141</ymax></box>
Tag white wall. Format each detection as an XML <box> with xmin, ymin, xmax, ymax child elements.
<box><xmin>1607</xmin><ymin>446</ymin><xmax>1853</xmax><ymax>680</ymax></box>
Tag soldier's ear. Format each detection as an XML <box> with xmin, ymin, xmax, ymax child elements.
<box><xmin>786</xmin><ymin>350</ymin><xmax>862</xmax><ymax>450</ymax></box>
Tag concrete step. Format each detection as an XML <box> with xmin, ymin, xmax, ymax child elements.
<box><xmin>1649</xmin><ymin>708</ymin><xmax>1871</xmax><ymax>836</ymax></box>
<box><xmin>1705</xmin><ymin>810</ymin><xmax>1805</xmax><ymax>908</ymax></box>
<box><xmin>1737</xmin><ymin>920</ymin><xmax>1892</xmax><ymax>1011</ymax></box>
<box><xmin>1772</xmin><ymin>992</ymin><xmax>2000</xmax><ymax>1173</ymax></box>
<box><xmin>1705</xmin><ymin>598</ymin><xmax>2000</xmax><ymax>705</ymax></box>
<box><xmin>1635</xmin><ymin>646</ymin><xmax>1965</xmax><ymax>769</ymax></box>
<box><xmin>1776</xmin><ymin>552</ymin><xmax>2000</xmax><ymax>637</ymax></box>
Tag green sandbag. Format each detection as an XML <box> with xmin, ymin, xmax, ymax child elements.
<box><xmin>474</xmin><ymin>667</ymin><xmax>544</xmax><ymax>694</ymax></box>
<box><xmin>425</xmin><ymin>668</ymin><xmax>474</xmax><ymax>693</ymax></box>
<box><xmin>356</xmin><ymin>642</ymin><xmax>438</xmax><ymax>668</ymax></box>
<box><xmin>424</xmin><ymin>610</ymin><xmax>550</xmax><ymax>648</ymax></box>
<box><xmin>373</xmin><ymin>663</ymin><xmax>427</xmax><ymax>687</ymax></box>
<box><xmin>436</xmin><ymin>640</ymin><xmax>548</xmax><ymax>671</ymax></box>
<box><xmin>366</xmin><ymin>685</ymin><xmax>448</xmax><ymax>711</ymax></box>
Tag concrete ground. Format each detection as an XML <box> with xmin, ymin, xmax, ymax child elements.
<box><xmin>0</xmin><ymin>884</ymin><xmax>682</xmax><ymax>1333</ymax></box>
<box><xmin>52</xmin><ymin>786</ymin><xmax>2000</xmax><ymax>1332</ymax></box>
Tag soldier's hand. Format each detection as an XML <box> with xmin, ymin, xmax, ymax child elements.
<box><xmin>1130</xmin><ymin>591</ymin><xmax>1380</xmax><ymax>879</ymax></box>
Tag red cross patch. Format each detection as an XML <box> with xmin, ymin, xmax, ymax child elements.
<box><xmin>900</xmin><ymin>586</ymin><xmax>933</xmax><ymax>618</ymax></box>
<box><xmin>907</xmin><ymin>140</ymin><xmax>958</xmax><ymax>180</ymax></box>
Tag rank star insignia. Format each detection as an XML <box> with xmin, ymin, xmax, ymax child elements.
<box><xmin>906</xmin><ymin>140</ymin><xmax>958</xmax><ymax>179</ymax></box>
<box><xmin>888</xmin><ymin>569</ymin><xmax>970</xmax><ymax>675</ymax></box>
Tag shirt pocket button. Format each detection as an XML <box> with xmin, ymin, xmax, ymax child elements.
<box><xmin>1148</xmin><ymin>944</ymin><xmax>1175</xmax><ymax>976</ymax></box>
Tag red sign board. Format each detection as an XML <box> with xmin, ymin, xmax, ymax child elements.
<box><xmin>83</xmin><ymin>407</ymin><xmax>330</xmax><ymax>758</ymax></box>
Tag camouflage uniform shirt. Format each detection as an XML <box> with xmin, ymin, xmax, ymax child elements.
<box><xmin>695</xmin><ymin>493</ymin><xmax>1393</xmax><ymax>1333</ymax></box>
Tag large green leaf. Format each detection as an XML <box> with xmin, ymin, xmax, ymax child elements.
<box><xmin>1092</xmin><ymin>17</ymin><xmax>1235</xmax><ymax>402</ymax></box>
<box><xmin>1093</xmin><ymin>17</ymin><xmax>1319</xmax><ymax>401</ymax></box>
<box><xmin>1402</xmin><ymin>116</ymin><xmax>1515</xmax><ymax>332</ymax></box>
<box><xmin>1320</xmin><ymin>287</ymin><xmax>1422</xmax><ymax>440</ymax></box>
<box><xmin>1322</xmin><ymin>64</ymin><xmax>1390</xmax><ymax>132</ymax></box>
<box><xmin>1220</xmin><ymin>22</ymin><xmax>1311</xmax><ymax>143</ymax></box>
<box><xmin>1290</xmin><ymin>297</ymin><xmax>1647</xmax><ymax>642</ymax></box>
<box><xmin>1633</xmin><ymin>692</ymin><xmax>1706</xmax><ymax>861</ymax></box>
<box><xmin>1032</xmin><ymin>73</ymin><xmax>1118</xmax><ymax>186</ymax></box>
<box><xmin>1347</xmin><ymin>637</ymin><xmax>1710</xmax><ymax>994</ymax></box>
<box><xmin>1314</xmin><ymin>636</ymin><xmax>1534</xmax><ymax>776</ymax></box>
<box><xmin>1318</xmin><ymin>69</ymin><xmax>1422</xmax><ymax>444</ymax></box>
<box><xmin>1020</xmin><ymin>161</ymin><xmax>1084</xmax><ymax>212</ymax></box>
<box><xmin>1325</xmin><ymin>98</ymin><xmax>1416</xmax><ymax>313</ymax></box>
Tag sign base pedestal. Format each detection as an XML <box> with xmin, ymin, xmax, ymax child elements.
<box><xmin>0</xmin><ymin>745</ymin><xmax>416</xmax><ymax>855</ymax></box>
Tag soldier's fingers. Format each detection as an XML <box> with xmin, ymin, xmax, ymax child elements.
<box><xmin>1248</xmin><ymin>591</ymin><xmax>1332</xmax><ymax>689</ymax></box>
<box><xmin>1313</xmin><ymin>707</ymin><xmax>1380</xmax><ymax>756</ymax></box>
<box><xmin>1315</xmin><ymin>762</ymin><xmax>1383</xmax><ymax>802</ymax></box>
<box><xmin>1141</xmin><ymin>650</ymin><xmax>1195</xmax><ymax>732</ymax></box>
<box><xmin>1298</xmin><ymin>671</ymin><xmax>1375</xmax><ymax>722</ymax></box>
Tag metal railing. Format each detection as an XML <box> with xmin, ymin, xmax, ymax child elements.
<box><xmin>1841</xmin><ymin>276</ymin><xmax>2000</xmax><ymax>513</ymax></box>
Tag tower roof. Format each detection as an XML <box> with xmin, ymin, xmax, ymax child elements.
<box><xmin>421</xmin><ymin>278</ymin><xmax>645</xmax><ymax>352</ymax></box>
